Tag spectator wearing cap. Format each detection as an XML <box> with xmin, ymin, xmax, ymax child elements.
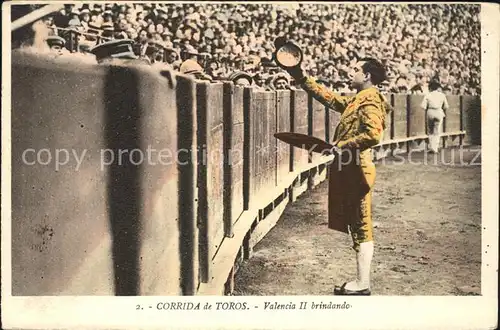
<box><xmin>271</xmin><ymin>73</ymin><xmax>291</xmax><ymax>90</ymax></box>
<box><xmin>421</xmin><ymin>80</ymin><xmax>449</xmax><ymax>153</ymax></box>
<box><xmin>206</xmin><ymin>59</ymin><xmax>224</xmax><ymax>79</ymax></box>
<box><xmin>395</xmin><ymin>75</ymin><xmax>409</xmax><ymax>93</ymax></box>
<box><xmin>114</xmin><ymin>20</ymin><xmax>130</xmax><ymax>40</ymax></box>
<box><xmin>135</xmin><ymin>29</ymin><xmax>151</xmax><ymax>57</ymax></box>
<box><xmin>126</xmin><ymin>27</ymin><xmax>138</xmax><ymax>41</ymax></box>
<box><xmin>90</xmin><ymin>39</ymin><xmax>146</xmax><ymax>65</ymax></box>
<box><xmin>180</xmin><ymin>43</ymin><xmax>195</xmax><ymax>59</ymax></box>
<box><xmin>45</xmin><ymin>35</ymin><xmax>67</xmax><ymax>55</ymax></box>
<box><xmin>67</xmin><ymin>11</ymin><xmax>82</xmax><ymax>30</ymax></box>
<box><xmin>253</xmin><ymin>72</ymin><xmax>268</xmax><ymax>89</ymax></box>
<box><xmin>80</xmin><ymin>8</ymin><xmax>91</xmax><ymax>30</ymax></box>
<box><xmin>146</xmin><ymin>41</ymin><xmax>167</xmax><ymax>63</ymax></box>
<box><xmin>165</xmin><ymin>48</ymin><xmax>181</xmax><ymax>65</ymax></box>
<box><xmin>41</xmin><ymin>15</ymin><xmax>58</xmax><ymax>36</ymax></box>
<box><xmin>102</xmin><ymin>10</ymin><xmax>114</xmax><ymax>24</ymax></box>
<box><xmin>263</xmin><ymin>75</ymin><xmax>275</xmax><ymax>91</ymax></box>
<box><xmin>161</xmin><ymin>31</ymin><xmax>174</xmax><ymax>46</ymax></box>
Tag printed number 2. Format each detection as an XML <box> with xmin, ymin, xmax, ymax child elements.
<box><xmin>136</xmin><ymin>305</ymin><xmax>141</xmax><ymax>310</ymax></box>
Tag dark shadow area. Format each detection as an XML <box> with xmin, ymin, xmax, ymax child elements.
<box><xmin>243</xmin><ymin>87</ymin><xmax>252</xmax><ymax>210</ymax></box>
<box><xmin>465</xmin><ymin>97</ymin><xmax>482</xmax><ymax>145</ymax></box>
<box><xmin>196</xmin><ymin>83</ymin><xmax>209</xmax><ymax>284</ymax></box>
<box><xmin>176</xmin><ymin>76</ymin><xmax>196</xmax><ymax>295</ymax></box>
<box><xmin>104</xmin><ymin>66</ymin><xmax>142</xmax><ymax>296</ymax></box>
<box><xmin>222</xmin><ymin>83</ymin><xmax>235</xmax><ymax>238</ymax></box>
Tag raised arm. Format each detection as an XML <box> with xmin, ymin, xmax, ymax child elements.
<box><xmin>299</xmin><ymin>77</ymin><xmax>353</xmax><ymax>114</ymax></box>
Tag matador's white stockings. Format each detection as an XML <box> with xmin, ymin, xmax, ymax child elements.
<box><xmin>344</xmin><ymin>241</ymin><xmax>374</xmax><ymax>291</ymax></box>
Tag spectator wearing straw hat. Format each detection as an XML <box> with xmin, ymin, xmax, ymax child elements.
<box><xmin>229</xmin><ymin>71</ymin><xmax>253</xmax><ymax>86</ymax></box>
<box><xmin>179</xmin><ymin>58</ymin><xmax>212</xmax><ymax>81</ymax></box>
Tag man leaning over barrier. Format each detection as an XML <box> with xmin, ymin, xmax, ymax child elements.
<box><xmin>274</xmin><ymin>39</ymin><xmax>392</xmax><ymax>296</ymax></box>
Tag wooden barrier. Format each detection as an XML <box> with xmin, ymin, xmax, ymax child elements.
<box><xmin>10</xmin><ymin>52</ymin><xmax>481</xmax><ymax>297</ymax></box>
<box><xmin>391</xmin><ymin>94</ymin><xmax>409</xmax><ymax>153</ymax></box>
<box><xmin>383</xmin><ymin>94</ymin><xmax>394</xmax><ymax>142</ymax></box>
<box><xmin>290</xmin><ymin>89</ymin><xmax>309</xmax><ymax>201</ymax></box>
<box><xmin>392</xmin><ymin>94</ymin><xmax>408</xmax><ymax>140</ymax></box>
<box><xmin>11</xmin><ymin>53</ymin><xmax>115</xmax><ymax>296</ymax></box>
<box><xmin>276</xmin><ymin>90</ymin><xmax>292</xmax><ymax>186</ymax></box>
<box><xmin>175</xmin><ymin>75</ymin><xmax>199</xmax><ymax>295</ymax></box>
<box><xmin>133</xmin><ymin>66</ymin><xmax>182</xmax><ymax>295</ymax></box>
<box><xmin>248</xmin><ymin>90</ymin><xmax>277</xmax><ymax>210</ymax></box>
<box><xmin>462</xmin><ymin>95</ymin><xmax>481</xmax><ymax>146</ymax></box>
<box><xmin>408</xmin><ymin>94</ymin><xmax>426</xmax><ymax>151</ymax></box>
<box><xmin>444</xmin><ymin>95</ymin><xmax>463</xmax><ymax>147</ymax></box>
<box><xmin>223</xmin><ymin>83</ymin><xmax>245</xmax><ymax>237</ymax></box>
<box><xmin>197</xmin><ymin>82</ymin><xmax>225</xmax><ymax>283</ymax></box>
<box><xmin>11</xmin><ymin>53</ymin><xmax>186</xmax><ymax>296</ymax></box>
<box><xmin>309</xmin><ymin>97</ymin><xmax>327</xmax><ymax>161</ymax></box>
<box><xmin>291</xmin><ymin>89</ymin><xmax>309</xmax><ymax>172</ymax></box>
<box><xmin>308</xmin><ymin>96</ymin><xmax>329</xmax><ymax>186</ymax></box>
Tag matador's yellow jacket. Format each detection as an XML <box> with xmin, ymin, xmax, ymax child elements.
<box><xmin>300</xmin><ymin>77</ymin><xmax>392</xmax><ymax>243</ymax></box>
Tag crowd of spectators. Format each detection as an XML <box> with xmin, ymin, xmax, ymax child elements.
<box><xmin>16</xmin><ymin>3</ymin><xmax>481</xmax><ymax>95</ymax></box>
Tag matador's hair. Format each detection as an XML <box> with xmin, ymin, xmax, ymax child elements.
<box><xmin>360</xmin><ymin>57</ymin><xmax>387</xmax><ymax>86</ymax></box>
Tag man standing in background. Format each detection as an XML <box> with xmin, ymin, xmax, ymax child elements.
<box><xmin>421</xmin><ymin>80</ymin><xmax>449</xmax><ymax>153</ymax></box>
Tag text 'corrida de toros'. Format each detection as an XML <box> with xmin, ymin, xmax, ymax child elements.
<box><xmin>156</xmin><ymin>302</ymin><xmax>249</xmax><ymax>310</ymax></box>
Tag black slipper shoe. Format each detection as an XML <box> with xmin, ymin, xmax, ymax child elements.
<box><xmin>333</xmin><ymin>282</ymin><xmax>371</xmax><ymax>296</ymax></box>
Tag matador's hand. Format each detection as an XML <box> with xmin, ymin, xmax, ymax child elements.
<box><xmin>286</xmin><ymin>66</ymin><xmax>305</xmax><ymax>81</ymax></box>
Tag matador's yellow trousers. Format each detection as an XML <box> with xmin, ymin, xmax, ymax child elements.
<box><xmin>328</xmin><ymin>150</ymin><xmax>376</xmax><ymax>252</ymax></box>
